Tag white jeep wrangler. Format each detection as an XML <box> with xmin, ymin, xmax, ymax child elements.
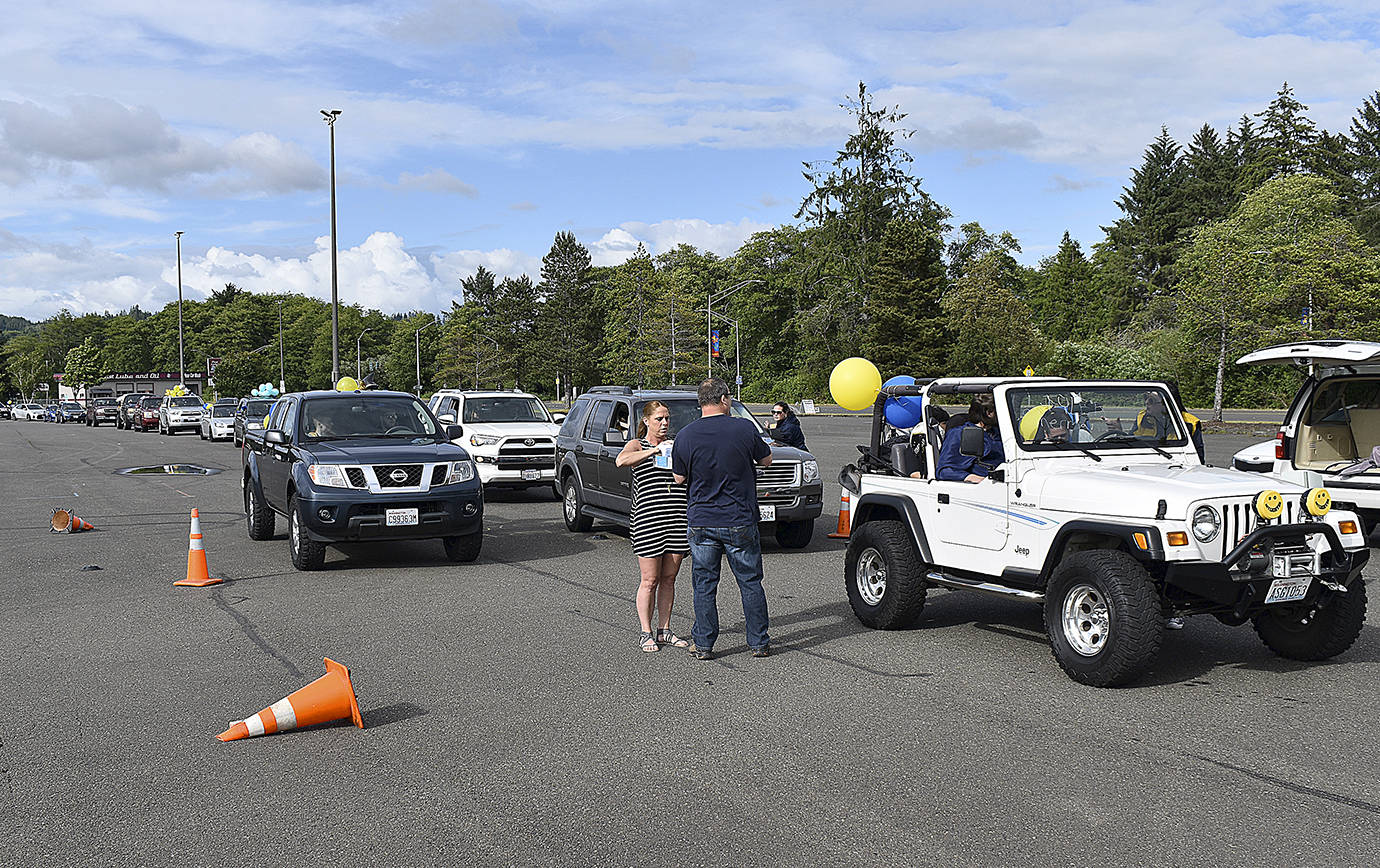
<box><xmin>843</xmin><ymin>377</ymin><xmax>1370</xmax><ymax>687</ymax></box>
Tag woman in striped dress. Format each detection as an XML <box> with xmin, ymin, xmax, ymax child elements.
<box><xmin>616</xmin><ymin>401</ymin><xmax>691</xmax><ymax>653</ymax></box>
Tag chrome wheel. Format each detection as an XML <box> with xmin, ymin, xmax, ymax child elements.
<box><xmin>855</xmin><ymin>547</ymin><xmax>887</xmax><ymax>606</ymax></box>
<box><xmin>1062</xmin><ymin>582</ymin><xmax>1111</xmax><ymax>656</ymax></box>
<box><xmin>289</xmin><ymin>507</ymin><xmax>300</xmax><ymax>554</ymax></box>
<box><xmin>564</xmin><ymin>485</ymin><xmax>578</xmax><ymax>522</ymax></box>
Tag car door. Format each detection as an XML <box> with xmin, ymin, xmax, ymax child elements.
<box><xmin>602</xmin><ymin>400</ymin><xmax>634</xmax><ymax>514</ymax></box>
<box><xmin>580</xmin><ymin>400</ymin><xmax>615</xmax><ymax>507</ymax></box>
<box><xmin>260</xmin><ymin>398</ymin><xmax>297</xmax><ymax>510</ymax></box>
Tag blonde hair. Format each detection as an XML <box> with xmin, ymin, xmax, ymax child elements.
<box><xmin>637</xmin><ymin>401</ymin><xmax>669</xmax><ymax>439</ymax></box>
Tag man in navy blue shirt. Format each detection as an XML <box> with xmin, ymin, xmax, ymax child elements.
<box><xmin>672</xmin><ymin>378</ymin><xmax>774</xmax><ymax>659</ymax></box>
<box><xmin>935</xmin><ymin>395</ymin><xmax>1005</xmax><ymax>483</ymax></box>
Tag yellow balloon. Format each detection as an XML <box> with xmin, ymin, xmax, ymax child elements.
<box><xmin>335</xmin><ymin>376</ymin><xmax>361</xmax><ymax>392</ymax></box>
<box><xmin>829</xmin><ymin>357</ymin><xmax>882</xmax><ymax>412</ymax></box>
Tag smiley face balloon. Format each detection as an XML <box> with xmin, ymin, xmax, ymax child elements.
<box><xmin>1254</xmin><ymin>489</ymin><xmax>1284</xmax><ymax>521</ymax></box>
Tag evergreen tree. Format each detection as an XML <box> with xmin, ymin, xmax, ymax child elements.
<box><xmin>1252</xmin><ymin>82</ymin><xmax>1319</xmax><ymax>180</ymax></box>
<box><xmin>1032</xmin><ymin>232</ymin><xmax>1097</xmax><ymax>340</ymax></box>
<box><xmin>597</xmin><ymin>244</ymin><xmax>660</xmax><ymax>389</ymax></box>
<box><xmin>1104</xmin><ymin>127</ymin><xmax>1188</xmax><ymax>305</ymax></box>
<box><xmin>536</xmin><ymin>231</ymin><xmax>597</xmax><ymax>401</ymax></box>
<box><xmin>1182</xmin><ymin>124</ymin><xmax>1239</xmax><ymax>227</ymax></box>
<box><xmin>864</xmin><ymin>219</ymin><xmax>948</xmax><ymax>377</ymax></box>
<box><xmin>1346</xmin><ymin>90</ymin><xmax>1380</xmax><ymax>244</ymax></box>
<box><xmin>1228</xmin><ymin>113</ymin><xmax>1267</xmax><ymax>194</ymax></box>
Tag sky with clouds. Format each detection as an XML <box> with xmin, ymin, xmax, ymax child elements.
<box><xmin>2</xmin><ymin>0</ymin><xmax>1379</xmax><ymax>321</ymax></box>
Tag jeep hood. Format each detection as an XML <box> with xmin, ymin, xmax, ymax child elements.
<box><xmin>1029</xmin><ymin>463</ymin><xmax>1310</xmax><ymax>519</ymax></box>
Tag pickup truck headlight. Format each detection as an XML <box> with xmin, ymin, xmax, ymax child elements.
<box><xmin>307</xmin><ymin>464</ymin><xmax>351</xmax><ymax>488</ymax></box>
<box><xmin>1192</xmin><ymin>505</ymin><xmax>1221</xmax><ymax>542</ymax></box>
<box><xmin>445</xmin><ymin>460</ymin><xmax>476</xmax><ymax>484</ymax></box>
<box><xmin>802</xmin><ymin>459</ymin><xmax>820</xmax><ymax>483</ymax></box>
<box><xmin>469</xmin><ymin>433</ymin><xmax>500</xmax><ymax>447</ymax></box>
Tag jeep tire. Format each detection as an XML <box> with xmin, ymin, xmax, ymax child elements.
<box><xmin>775</xmin><ymin>519</ymin><xmax>814</xmax><ymax>550</ymax></box>
<box><xmin>562</xmin><ymin>477</ymin><xmax>594</xmax><ymax>532</ymax></box>
<box><xmin>845</xmin><ymin>520</ymin><xmax>927</xmax><ymax>629</ymax></box>
<box><xmin>1252</xmin><ymin>580</ymin><xmax>1367</xmax><ymax>661</ymax></box>
<box><xmin>443</xmin><ymin>532</ymin><xmax>483</xmax><ymax>562</ymax></box>
<box><xmin>244</xmin><ymin>479</ymin><xmax>276</xmax><ymax>541</ymax></box>
<box><xmin>1045</xmin><ymin>550</ymin><xmax>1162</xmax><ymax>687</ymax></box>
<box><xmin>288</xmin><ymin>494</ymin><xmax>326</xmax><ymax>571</ymax></box>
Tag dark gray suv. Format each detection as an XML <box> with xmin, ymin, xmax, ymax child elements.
<box><xmin>555</xmin><ymin>386</ymin><xmax>824</xmax><ymax>548</ymax></box>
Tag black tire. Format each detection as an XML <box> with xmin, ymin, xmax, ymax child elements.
<box><xmin>562</xmin><ymin>476</ymin><xmax>594</xmax><ymax>532</ymax></box>
<box><xmin>775</xmin><ymin>519</ymin><xmax>814</xmax><ymax>549</ymax></box>
<box><xmin>1252</xmin><ymin>580</ymin><xmax>1367</xmax><ymax>661</ymax></box>
<box><xmin>443</xmin><ymin>532</ymin><xmax>483</xmax><ymax>562</ymax></box>
<box><xmin>288</xmin><ymin>495</ymin><xmax>326</xmax><ymax>571</ymax></box>
<box><xmin>1045</xmin><ymin>550</ymin><xmax>1163</xmax><ymax>687</ymax></box>
<box><xmin>244</xmin><ymin>477</ymin><xmax>276</xmax><ymax>541</ymax></box>
<box><xmin>844</xmin><ymin>520</ymin><xmax>928</xmax><ymax>629</ymax></box>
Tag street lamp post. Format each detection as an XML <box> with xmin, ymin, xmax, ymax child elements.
<box><xmin>321</xmin><ymin>109</ymin><xmax>342</xmax><ymax>387</ymax></box>
<box><xmin>415</xmin><ymin>315</ymin><xmax>437</xmax><ymax>395</ymax></box>
<box><xmin>277</xmin><ymin>298</ymin><xmax>285</xmax><ymax>392</ymax></box>
<box><xmin>175</xmin><ymin>231</ymin><xmax>185</xmax><ymax>387</ymax></box>
<box><xmin>356</xmin><ymin>327</ymin><xmax>372</xmax><ymax>380</ymax></box>
<box><xmin>705</xmin><ymin>309</ymin><xmax>742</xmax><ymax>397</ymax></box>
<box><xmin>707</xmin><ymin>278</ymin><xmax>761</xmax><ymax>386</ymax></box>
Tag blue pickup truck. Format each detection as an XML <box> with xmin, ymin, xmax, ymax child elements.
<box><xmin>241</xmin><ymin>389</ymin><xmax>484</xmax><ymax>570</ymax></box>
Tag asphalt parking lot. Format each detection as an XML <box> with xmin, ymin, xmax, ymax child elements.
<box><xmin>2</xmin><ymin>415</ymin><xmax>1377</xmax><ymax>866</ymax></box>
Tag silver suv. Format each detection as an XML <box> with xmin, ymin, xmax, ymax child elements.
<box><xmin>158</xmin><ymin>394</ymin><xmax>203</xmax><ymax>435</ymax></box>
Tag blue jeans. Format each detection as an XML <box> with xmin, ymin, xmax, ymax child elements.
<box><xmin>688</xmin><ymin>525</ymin><xmax>769</xmax><ymax>651</ymax></box>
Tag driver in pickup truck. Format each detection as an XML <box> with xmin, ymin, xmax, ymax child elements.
<box><xmin>935</xmin><ymin>395</ymin><xmax>1005</xmax><ymax>483</ymax></box>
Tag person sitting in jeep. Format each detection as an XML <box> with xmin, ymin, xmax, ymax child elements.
<box><xmin>935</xmin><ymin>395</ymin><xmax>1004</xmax><ymax>482</ymax></box>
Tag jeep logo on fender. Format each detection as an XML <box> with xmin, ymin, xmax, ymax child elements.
<box><xmin>389</xmin><ymin>468</ymin><xmax>408</xmax><ymax>483</ymax></box>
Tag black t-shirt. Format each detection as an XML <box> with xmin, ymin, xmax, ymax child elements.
<box><xmin>671</xmin><ymin>414</ymin><xmax>771</xmax><ymax>527</ymax></box>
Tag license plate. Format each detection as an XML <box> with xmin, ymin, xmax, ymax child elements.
<box><xmin>386</xmin><ymin>508</ymin><xmax>419</xmax><ymax>527</ymax></box>
<box><xmin>521</xmin><ymin>469</ymin><xmax>540</xmax><ymax>481</ymax></box>
<box><xmin>759</xmin><ymin>504</ymin><xmax>776</xmax><ymax>521</ymax></box>
<box><xmin>1264</xmin><ymin>576</ymin><xmax>1312</xmax><ymax>605</ymax></box>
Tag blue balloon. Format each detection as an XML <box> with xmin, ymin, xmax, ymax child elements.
<box><xmin>882</xmin><ymin>375</ymin><xmax>924</xmax><ymax>428</ymax></box>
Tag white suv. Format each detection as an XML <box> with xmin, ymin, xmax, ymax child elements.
<box><xmin>843</xmin><ymin>377</ymin><xmax>1369</xmax><ymax>687</ymax></box>
<box><xmin>1237</xmin><ymin>341</ymin><xmax>1380</xmax><ymax>539</ymax></box>
<box><xmin>158</xmin><ymin>394</ymin><xmax>203</xmax><ymax>435</ymax></box>
<box><xmin>428</xmin><ymin>390</ymin><xmax>564</xmax><ymax>494</ymax></box>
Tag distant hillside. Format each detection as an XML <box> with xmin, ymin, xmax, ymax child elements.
<box><xmin>0</xmin><ymin>315</ymin><xmax>37</xmax><ymax>341</ymax></box>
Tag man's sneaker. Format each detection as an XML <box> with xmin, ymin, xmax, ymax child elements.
<box><xmin>1166</xmin><ymin>617</ymin><xmax>1186</xmax><ymax>630</ymax></box>
<box><xmin>750</xmin><ymin>645</ymin><xmax>770</xmax><ymax>658</ymax></box>
<box><xmin>690</xmin><ymin>645</ymin><xmax>713</xmax><ymax>660</ymax></box>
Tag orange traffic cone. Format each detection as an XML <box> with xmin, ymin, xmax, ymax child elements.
<box><xmin>217</xmin><ymin>658</ymin><xmax>365</xmax><ymax>741</ymax></box>
<box><xmin>174</xmin><ymin>508</ymin><xmax>222</xmax><ymax>587</ymax></box>
<box><xmin>50</xmin><ymin>508</ymin><xmax>95</xmax><ymax>533</ymax></box>
<box><xmin>827</xmin><ymin>491</ymin><xmax>852</xmax><ymax>539</ymax></box>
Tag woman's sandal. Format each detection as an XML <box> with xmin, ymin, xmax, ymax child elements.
<box><xmin>656</xmin><ymin>629</ymin><xmax>690</xmax><ymax>649</ymax></box>
<box><xmin>640</xmin><ymin>631</ymin><xmax>660</xmax><ymax>653</ymax></box>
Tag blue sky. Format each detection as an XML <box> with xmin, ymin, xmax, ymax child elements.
<box><xmin>2</xmin><ymin>0</ymin><xmax>1379</xmax><ymax>320</ymax></box>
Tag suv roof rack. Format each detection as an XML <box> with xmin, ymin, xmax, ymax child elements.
<box><xmin>587</xmin><ymin>386</ymin><xmax>634</xmax><ymax>395</ymax></box>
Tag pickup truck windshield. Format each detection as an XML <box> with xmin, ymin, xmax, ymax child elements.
<box><xmin>462</xmin><ymin>397</ymin><xmax>550</xmax><ymax>424</ymax></box>
<box><xmin>302</xmin><ymin>396</ymin><xmax>439</xmax><ymax>439</ymax></box>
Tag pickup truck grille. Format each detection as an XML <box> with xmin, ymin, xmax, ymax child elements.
<box><xmin>346</xmin><ymin>468</ymin><xmax>367</xmax><ymax>488</ymax></box>
<box><xmin>374</xmin><ymin>464</ymin><xmax>423</xmax><ymax>488</ymax></box>
<box><xmin>756</xmin><ymin>462</ymin><xmax>800</xmax><ymax>489</ymax></box>
<box><xmin>1219</xmin><ymin>499</ymin><xmax>1301</xmax><ymax>560</ymax></box>
<box><xmin>430</xmin><ymin>465</ymin><xmax>448</xmax><ymax>486</ymax></box>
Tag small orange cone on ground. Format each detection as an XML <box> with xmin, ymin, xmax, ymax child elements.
<box><xmin>174</xmin><ymin>508</ymin><xmax>222</xmax><ymax>587</ymax></box>
<box><xmin>827</xmin><ymin>491</ymin><xmax>852</xmax><ymax>539</ymax></box>
<box><xmin>217</xmin><ymin>658</ymin><xmax>365</xmax><ymax>742</ymax></box>
<box><xmin>50</xmin><ymin>508</ymin><xmax>95</xmax><ymax>533</ymax></box>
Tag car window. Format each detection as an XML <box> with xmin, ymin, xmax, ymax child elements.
<box><xmin>242</xmin><ymin>400</ymin><xmax>274</xmax><ymax>420</ymax></box>
<box><xmin>1304</xmin><ymin>378</ymin><xmax>1380</xmax><ymax>425</ymax></box>
<box><xmin>170</xmin><ymin>396</ymin><xmax>201</xmax><ymax>407</ymax></box>
<box><xmin>213</xmin><ymin>405</ymin><xmax>235</xmax><ymax>417</ymax></box>
<box><xmin>584</xmin><ymin>400</ymin><xmax>614</xmax><ymax>441</ymax></box>
<box><xmin>301</xmin><ymin>396</ymin><xmax>440</xmax><ymax>439</ymax></box>
<box><xmin>461</xmin><ymin>396</ymin><xmax>551</xmax><ymax>423</ymax></box>
<box><xmin>1005</xmin><ymin>386</ymin><xmax>1188</xmax><ymax>449</ymax></box>
<box><xmin>633</xmin><ymin>399</ymin><xmax>763</xmax><ymax>437</ymax></box>
<box><xmin>280</xmin><ymin>399</ymin><xmax>299</xmax><ymax>436</ymax></box>
<box><xmin>560</xmin><ymin>398</ymin><xmax>591</xmax><ymax>438</ymax></box>
<box><xmin>608</xmin><ymin>402</ymin><xmax>630</xmax><ymax>439</ymax></box>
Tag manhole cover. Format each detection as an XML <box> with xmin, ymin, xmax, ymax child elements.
<box><xmin>116</xmin><ymin>464</ymin><xmax>223</xmax><ymax>477</ymax></box>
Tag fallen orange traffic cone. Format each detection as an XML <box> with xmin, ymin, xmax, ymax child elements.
<box><xmin>174</xmin><ymin>508</ymin><xmax>222</xmax><ymax>587</ymax></box>
<box><xmin>217</xmin><ymin>658</ymin><xmax>365</xmax><ymax>742</ymax></box>
<box><xmin>827</xmin><ymin>491</ymin><xmax>851</xmax><ymax>539</ymax></box>
<box><xmin>50</xmin><ymin>508</ymin><xmax>95</xmax><ymax>533</ymax></box>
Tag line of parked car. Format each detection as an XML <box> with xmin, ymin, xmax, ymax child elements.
<box><xmin>2</xmin><ymin>393</ymin><xmax>276</xmax><ymax>444</ymax></box>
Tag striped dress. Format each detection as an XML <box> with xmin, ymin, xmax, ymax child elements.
<box><xmin>630</xmin><ymin>438</ymin><xmax>690</xmax><ymax>558</ymax></box>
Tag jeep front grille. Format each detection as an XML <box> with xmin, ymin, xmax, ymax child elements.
<box><xmin>1219</xmin><ymin>499</ymin><xmax>1299</xmax><ymax>560</ymax></box>
<box><xmin>756</xmin><ymin>462</ymin><xmax>800</xmax><ymax>489</ymax></box>
<box><xmin>373</xmin><ymin>464</ymin><xmax>423</xmax><ymax>488</ymax></box>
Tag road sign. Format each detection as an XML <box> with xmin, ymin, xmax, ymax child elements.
<box><xmin>735</xmin><ymin>375</ymin><xmax>743</xmax><ymax>385</ymax></box>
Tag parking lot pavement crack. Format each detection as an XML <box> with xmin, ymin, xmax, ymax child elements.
<box><xmin>209</xmin><ymin>590</ymin><xmax>305</xmax><ymax>680</ymax></box>
<box><xmin>1188</xmin><ymin>753</ymin><xmax>1380</xmax><ymax>816</ymax></box>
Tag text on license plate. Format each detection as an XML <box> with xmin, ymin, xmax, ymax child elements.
<box><xmin>521</xmin><ymin>469</ymin><xmax>540</xmax><ymax>481</ymax></box>
<box><xmin>759</xmin><ymin>504</ymin><xmax>776</xmax><ymax>521</ymax></box>
<box><xmin>1263</xmin><ymin>576</ymin><xmax>1312</xmax><ymax>605</ymax></box>
<box><xmin>386</xmin><ymin>508</ymin><xmax>419</xmax><ymax>527</ymax></box>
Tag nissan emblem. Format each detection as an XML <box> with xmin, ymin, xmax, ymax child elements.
<box><xmin>390</xmin><ymin>468</ymin><xmax>408</xmax><ymax>483</ymax></box>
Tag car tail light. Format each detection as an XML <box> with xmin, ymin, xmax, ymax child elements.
<box><xmin>1275</xmin><ymin>430</ymin><xmax>1286</xmax><ymax>460</ymax></box>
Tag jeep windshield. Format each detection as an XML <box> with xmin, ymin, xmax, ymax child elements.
<box><xmin>302</xmin><ymin>396</ymin><xmax>440</xmax><ymax>440</ymax></box>
<box><xmin>1006</xmin><ymin>386</ymin><xmax>1188</xmax><ymax>451</ymax></box>
<box><xmin>634</xmin><ymin>398</ymin><xmax>764</xmax><ymax>438</ymax></box>
<box><xmin>462</xmin><ymin>396</ymin><xmax>550</xmax><ymax>424</ymax></box>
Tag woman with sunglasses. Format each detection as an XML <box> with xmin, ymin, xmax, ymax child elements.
<box><xmin>769</xmin><ymin>402</ymin><xmax>807</xmax><ymax>450</ymax></box>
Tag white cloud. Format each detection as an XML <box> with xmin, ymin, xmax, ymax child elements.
<box><xmin>396</xmin><ymin>168</ymin><xmax>478</xmax><ymax>196</ymax></box>
<box><xmin>590</xmin><ymin>218</ymin><xmax>773</xmax><ymax>265</ymax></box>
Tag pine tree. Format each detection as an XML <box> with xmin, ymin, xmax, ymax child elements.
<box><xmin>1346</xmin><ymin>90</ymin><xmax>1380</xmax><ymax>244</ymax></box>
<box><xmin>1033</xmin><ymin>232</ymin><xmax>1097</xmax><ymax>340</ymax></box>
<box><xmin>1253</xmin><ymin>82</ymin><xmax>1319</xmax><ymax>180</ymax></box>
<box><xmin>864</xmin><ymin>219</ymin><xmax>948</xmax><ymax>377</ymax></box>
<box><xmin>1228</xmin><ymin>113</ymin><xmax>1267</xmax><ymax>194</ymax></box>
<box><xmin>536</xmin><ymin>231</ymin><xmax>597</xmax><ymax>401</ymax></box>
<box><xmin>1104</xmin><ymin>127</ymin><xmax>1188</xmax><ymax>305</ymax></box>
<box><xmin>1182</xmin><ymin>124</ymin><xmax>1239</xmax><ymax>227</ymax></box>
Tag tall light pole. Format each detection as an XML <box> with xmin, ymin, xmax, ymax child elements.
<box><xmin>175</xmin><ymin>231</ymin><xmax>185</xmax><ymax>387</ymax></box>
<box><xmin>277</xmin><ymin>297</ymin><xmax>285</xmax><ymax>392</ymax></box>
<box><xmin>707</xmin><ymin>278</ymin><xmax>761</xmax><ymax>382</ymax></box>
<box><xmin>415</xmin><ymin>314</ymin><xmax>436</xmax><ymax>395</ymax></box>
<box><xmin>321</xmin><ymin>109</ymin><xmax>342</xmax><ymax>387</ymax></box>
<box><xmin>356</xmin><ymin>327</ymin><xmax>372</xmax><ymax>379</ymax></box>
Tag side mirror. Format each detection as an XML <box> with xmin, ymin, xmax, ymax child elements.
<box><xmin>445</xmin><ymin>424</ymin><xmax>464</xmax><ymax>441</ymax></box>
<box><xmin>959</xmin><ymin>425</ymin><xmax>985</xmax><ymax>458</ymax></box>
<box><xmin>437</xmin><ymin>413</ymin><xmax>456</xmax><ymax>424</ymax></box>
<box><xmin>264</xmin><ymin>429</ymin><xmax>286</xmax><ymax>445</ymax></box>
<box><xmin>552</xmin><ymin>413</ymin><xmax>566</xmax><ymax>424</ymax></box>
<box><xmin>603</xmin><ymin>430</ymin><xmax>625</xmax><ymax>447</ymax></box>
